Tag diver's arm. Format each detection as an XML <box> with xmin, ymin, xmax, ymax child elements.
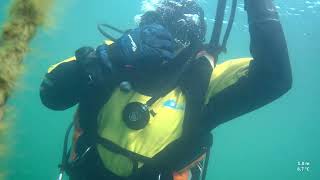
<box><xmin>203</xmin><ymin>0</ymin><xmax>292</xmax><ymax>130</ymax></box>
<box><xmin>246</xmin><ymin>0</ymin><xmax>292</xmax><ymax>84</ymax></box>
<box><xmin>40</xmin><ymin>47</ymin><xmax>114</xmax><ymax>111</ymax></box>
<box><xmin>40</xmin><ymin>24</ymin><xmax>174</xmax><ymax>111</ymax></box>
<box><xmin>40</xmin><ymin>60</ymin><xmax>86</xmax><ymax>110</ymax></box>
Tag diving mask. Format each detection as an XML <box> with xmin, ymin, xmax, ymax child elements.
<box><xmin>139</xmin><ymin>0</ymin><xmax>206</xmax><ymax>51</ymax></box>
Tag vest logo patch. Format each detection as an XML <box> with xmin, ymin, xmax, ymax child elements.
<box><xmin>163</xmin><ymin>99</ymin><xmax>185</xmax><ymax>110</ymax></box>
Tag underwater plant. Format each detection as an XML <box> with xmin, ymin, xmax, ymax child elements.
<box><xmin>0</xmin><ymin>0</ymin><xmax>53</xmax><ymax>122</ymax></box>
<box><xmin>0</xmin><ymin>0</ymin><xmax>53</xmax><ymax>179</ymax></box>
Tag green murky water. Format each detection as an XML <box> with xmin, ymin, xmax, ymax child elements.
<box><xmin>0</xmin><ymin>0</ymin><xmax>319</xmax><ymax>179</ymax></box>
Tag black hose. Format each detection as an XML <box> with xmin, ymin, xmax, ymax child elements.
<box><xmin>209</xmin><ymin>0</ymin><xmax>227</xmax><ymax>54</ymax></box>
<box><xmin>221</xmin><ymin>0</ymin><xmax>238</xmax><ymax>50</ymax></box>
<box><xmin>97</xmin><ymin>24</ymin><xmax>125</xmax><ymax>41</ymax></box>
<box><xmin>99</xmin><ymin>24</ymin><xmax>125</xmax><ymax>34</ymax></box>
<box><xmin>201</xmin><ymin>149</ymin><xmax>211</xmax><ymax>180</ymax></box>
<box><xmin>58</xmin><ymin>122</ymin><xmax>73</xmax><ymax>179</ymax></box>
<box><xmin>207</xmin><ymin>0</ymin><xmax>237</xmax><ymax>63</ymax></box>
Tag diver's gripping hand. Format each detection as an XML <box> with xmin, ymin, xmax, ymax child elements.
<box><xmin>109</xmin><ymin>24</ymin><xmax>175</xmax><ymax>70</ymax></box>
<box><xmin>75</xmin><ymin>46</ymin><xmax>112</xmax><ymax>87</ymax></box>
<box><xmin>244</xmin><ymin>0</ymin><xmax>279</xmax><ymax>24</ymax></box>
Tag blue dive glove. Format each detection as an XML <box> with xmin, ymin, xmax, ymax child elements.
<box><xmin>75</xmin><ymin>46</ymin><xmax>112</xmax><ymax>87</ymax></box>
<box><xmin>109</xmin><ymin>23</ymin><xmax>175</xmax><ymax>70</ymax></box>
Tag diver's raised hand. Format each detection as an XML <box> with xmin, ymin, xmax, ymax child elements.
<box><xmin>244</xmin><ymin>0</ymin><xmax>279</xmax><ymax>24</ymax></box>
<box><xmin>109</xmin><ymin>23</ymin><xmax>175</xmax><ymax>70</ymax></box>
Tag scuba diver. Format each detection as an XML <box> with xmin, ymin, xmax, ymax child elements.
<box><xmin>40</xmin><ymin>0</ymin><xmax>292</xmax><ymax>179</ymax></box>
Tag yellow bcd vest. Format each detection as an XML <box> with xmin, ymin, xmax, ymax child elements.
<box><xmin>97</xmin><ymin>87</ymin><xmax>187</xmax><ymax>176</ymax></box>
<box><xmin>47</xmin><ymin>39</ymin><xmax>252</xmax><ymax>177</ymax></box>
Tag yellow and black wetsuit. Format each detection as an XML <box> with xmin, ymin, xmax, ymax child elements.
<box><xmin>40</xmin><ymin>3</ymin><xmax>292</xmax><ymax>180</ymax></box>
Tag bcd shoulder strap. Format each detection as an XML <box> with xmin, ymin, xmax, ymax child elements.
<box><xmin>180</xmin><ymin>56</ymin><xmax>213</xmax><ymax>138</ymax></box>
<box><xmin>148</xmin><ymin>56</ymin><xmax>214</xmax><ymax>172</ymax></box>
